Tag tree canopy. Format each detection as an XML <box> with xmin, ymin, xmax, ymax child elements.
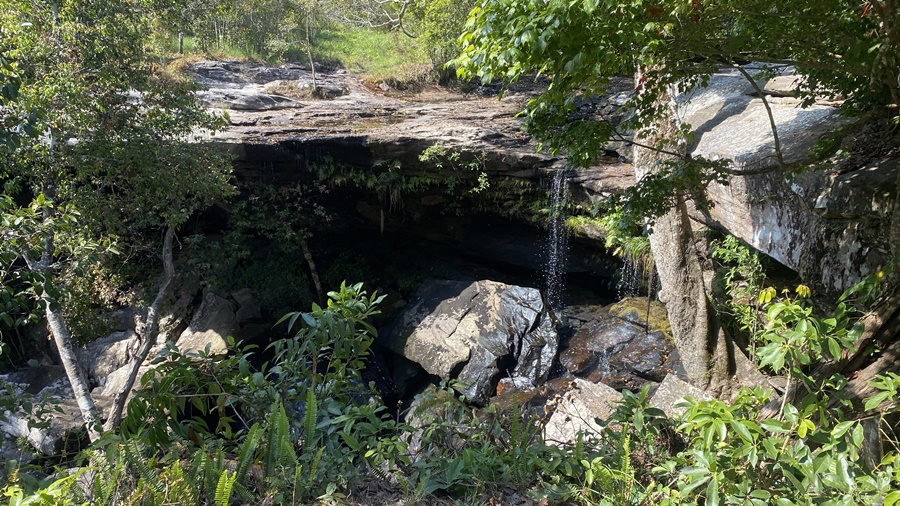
<box><xmin>0</xmin><ymin>0</ymin><xmax>233</xmax><ymax>438</ymax></box>
<box><xmin>456</xmin><ymin>0</ymin><xmax>898</xmax><ymax>166</ymax></box>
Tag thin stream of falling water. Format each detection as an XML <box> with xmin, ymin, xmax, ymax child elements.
<box><xmin>543</xmin><ymin>169</ymin><xmax>571</xmax><ymax>311</ymax></box>
<box><xmin>616</xmin><ymin>257</ymin><xmax>642</xmax><ymax>299</ymax></box>
<box><xmin>616</xmin><ymin>256</ymin><xmax>661</xmax><ymax>300</ymax></box>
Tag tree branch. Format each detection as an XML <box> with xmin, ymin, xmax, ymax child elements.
<box><xmin>733</xmin><ymin>64</ymin><xmax>786</xmax><ymax>169</ymax></box>
<box><xmin>103</xmin><ymin>225</ymin><xmax>176</xmax><ymax>432</ymax></box>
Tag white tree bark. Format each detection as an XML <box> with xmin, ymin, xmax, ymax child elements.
<box><xmin>24</xmin><ymin>248</ymin><xmax>102</xmax><ymax>442</ymax></box>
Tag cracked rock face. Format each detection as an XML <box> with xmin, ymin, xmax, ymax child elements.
<box><xmin>678</xmin><ymin>66</ymin><xmax>899</xmax><ymax>293</ymax></box>
<box><xmin>196</xmin><ymin>58</ymin><xmax>898</xmax><ymax>294</ymax></box>
<box><xmin>380</xmin><ymin>280</ymin><xmax>557</xmax><ymax>404</ymax></box>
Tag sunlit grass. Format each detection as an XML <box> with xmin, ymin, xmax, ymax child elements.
<box><xmin>312</xmin><ymin>27</ymin><xmax>432</xmax><ymax>84</ymax></box>
<box><xmin>158</xmin><ymin>35</ymin><xmax>265</xmax><ymax>62</ymax></box>
<box><xmin>156</xmin><ymin>27</ymin><xmax>434</xmax><ymax>85</ymax></box>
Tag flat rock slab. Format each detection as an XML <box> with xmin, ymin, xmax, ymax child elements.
<box><xmin>543</xmin><ymin>378</ymin><xmax>622</xmax><ymax>446</ymax></box>
<box><xmin>679</xmin><ymin>66</ymin><xmax>841</xmax><ymax>169</ymax></box>
<box><xmin>192</xmin><ymin>60</ymin><xmax>637</xmax><ymax>187</ymax></box>
<box><xmin>650</xmin><ymin>374</ymin><xmax>714</xmax><ymax>418</ymax></box>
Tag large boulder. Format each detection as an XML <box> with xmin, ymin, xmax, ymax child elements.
<box><xmin>75</xmin><ymin>331</ymin><xmax>138</xmax><ymax>387</ymax></box>
<box><xmin>381</xmin><ymin>280</ymin><xmax>558</xmax><ymax>404</ymax></box>
<box><xmin>650</xmin><ymin>374</ymin><xmax>714</xmax><ymax>418</ymax></box>
<box><xmin>176</xmin><ymin>291</ymin><xmax>237</xmax><ymax>355</ymax></box>
<box><xmin>679</xmin><ymin>66</ymin><xmax>899</xmax><ymax>293</ymax></box>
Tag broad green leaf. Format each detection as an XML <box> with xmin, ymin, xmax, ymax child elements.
<box><xmin>731</xmin><ymin>419</ymin><xmax>754</xmax><ymax>442</ymax></box>
<box><xmin>706</xmin><ymin>478</ymin><xmax>720</xmax><ymax>506</ymax></box>
<box><xmin>851</xmin><ymin>423</ymin><xmax>864</xmax><ymax>447</ymax></box>
<box><xmin>831</xmin><ymin>421</ymin><xmax>854</xmax><ymax>438</ymax></box>
<box><xmin>761</xmin><ymin>418</ymin><xmax>790</xmax><ymax>434</ymax></box>
<box><xmin>864</xmin><ymin>391</ymin><xmax>891</xmax><ymax>411</ymax></box>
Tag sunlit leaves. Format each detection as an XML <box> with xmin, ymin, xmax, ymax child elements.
<box><xmin>456</xmin><ymin>0</ymin><xmax>898</xmax><ymax>171</ymax></box>
<box><xmin>0</xmin><ymin>0</ymin><xmax>234</xmax><ymax>331</ymax></box>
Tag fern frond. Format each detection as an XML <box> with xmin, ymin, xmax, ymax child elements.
<box><xmin>163</xmin><ymin>460</ymin><xmax>200</xmax><ymax>506</ymax></box>
<box><xmin>84</xmin><ymin>447</ymin><xmax>120</xmax><ymax>506</ymax></box>
<box><xmin>508</xmin><ymin>404</ymin><xmax>523</xmax><ymax>450</ymax></box>
<box><xmin>302</xmin><ymin>388</ymin><xmax>318</xmax><ymax>450</ymax></box>
<box><xmin>308</xmin><ymin>446</ymin><xmax>325</xmax><ymax>489</ymax></box>
<box><xmin>214</xmin><ymin>470</ymin><xmax>237</xmax><ymax>506</ymax></box>
<box><xmin>274</xmin><ymin>403</ymin><xmax>298</xmax><ymax>469</ymax></box>
<box><xmin>123</xmin><ymin>438</ymin><xmax>165</xmax><ymax>499</ymax></box>
<box><xmin>235</xmin><ymin>422</ymin><xmax>263</xmax><ymax>481</ymax></box>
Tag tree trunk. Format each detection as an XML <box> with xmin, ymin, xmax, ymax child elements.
<box><xmin>26</xmin><ymin>177</ymin><xmax>102</xmax><ymax>441</ymax></box>
<box><xmin>25</xmin><ymin>243</ymin><xmax>101</xmax><ymax>442</ymax></box>
<box><xmin>44</xmin><ymin>300</ymin><xmax>102</xmax><ymax>441</ymax></box>
<box><xmin>103</xmin><ymin>226</ymin><xmax>176</xmax><ymax>432</ymax></box>
<box><xmin>178</xmin><ymin>32</ymin><xmax>184</xmax><ymax>54</ymax></box>
<box><xmin>634</xmin><ymin>85</ymin><xmax>763</xmax><ymax>399</ymax></box>
<box><xmin>305</xmin><ymin>2</ymin><xmax>317</xmax><ymax>89</ymax></box>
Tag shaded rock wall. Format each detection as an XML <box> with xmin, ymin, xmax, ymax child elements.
<box><xmin>207</xmin><ymin>60</ymin><xmax>899</xmax><ymax>295</ymax></box>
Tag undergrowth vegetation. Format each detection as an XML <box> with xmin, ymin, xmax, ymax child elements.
<box><xmin>3</xmin><ymin>266</ymin><xmax>900</xmax><ymax>505</ymax></box>
<box><xmin>157</xmin><ymin>13</ymin><xmax>439</xmax><ymax>86</ymax></box>
<box><xmin>311</xmin><ymin>28</ymin><xmax>431</xmax><ymax>85</ymax></box>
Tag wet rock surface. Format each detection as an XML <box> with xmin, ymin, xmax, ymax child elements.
<box><xmin>558</xmin><ymin>297</ymin><xmax>683</xmax><ymax>391</ymax></box>
<box><xmin>381</xmin><ymin>280</ymin><xmax>557</xmax><ymax>404</ymax></box>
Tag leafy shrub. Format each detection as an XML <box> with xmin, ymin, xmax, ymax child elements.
<box><xmin>592</xmin><ymin>261</ymin><xmax>900</xmax><ymax>506</ymax></box>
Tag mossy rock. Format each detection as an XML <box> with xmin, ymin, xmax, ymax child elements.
<box><xmin>606</xmin><ymin>297</ymin><xmax>672</xmax><ymax>339</ymax></box>
<box><xmin>565</xmin><ymin>215</ymin><xmax>607</xmax><ymax>242</ymax></box>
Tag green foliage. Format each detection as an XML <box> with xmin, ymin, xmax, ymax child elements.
<box><xmin>273</xmin><ymin>281</ymin><xmax>384</xmax><ymax>406</ymax></box>
<box><xmin>316</xmin><ymin>147</ymin><xmax>502</xmax><ymax>219</ymax></box>
<box><xmin>603</xmin><ymin>157</ymin><xmax>731</xmax><ymax>229</ymax></box>
<box><xmin>2</xmin><ymin>470</ymin><xmax>89</xmax><ymax>506</ymax></box>
<box><xmin>656</xmin><ymin>380</ymin><xmax>900</xmax><ymax>506</ymax></box>
<box><xmin>406</xmin><ymin>0</ymin><xmax>477</xmax><ymax>82</ymax></box>
<box><xmin>311</xmin><ymin>27</ymin><xmax>431</xmax><ymax>84</ymax></box>
<box><xmin>183</xmin><ymin>181</ymin><xmax>332</xmax><ymax>312</ymax></box>
<box><xmin>712</xmin><ymin>236</ymin><xmax>766</xmax><ymax>297</ymax></box>
<box><xmin>115</xmin><ymin>282</ymin><xmax>411</xmax><ymax>502</ymax></box>
<box><xmin>7</xmin><ymin>273</ymin><xmax>900</xmax><ymax>506</ymax></box>
<box><xmin>755</xmin><ymin>287</ymin><xmax>861</xmax><ymax>386</ymax></box>
<box><xmin>598</xmin><ymin>209</ymin><xmax>653</xmax><ymax>270</ymax></box>
<box><xmin>581</xmin><ymin>261</ymin><xmax>900</xmax><ymax>506</ymax></box>
<box><xmin>457</xmin><ymin>0</ymin><xmax>899</xmax><ymax>168</ymax></box>
<box><xmin>711</xmin><ymin>235</ymin><xmax>768</xmax><ymax>356</ymax></box>
<box><xmin>0</xmin><ymin>0</ymin><xmax>233</xmax><ymax>357</ymax></box>
<box><xmin>419</xmin><ymin>145</ymin><xmax>489</xmax><ymax>193</ymax></box>
<box><xmin>0</xmin><ymin>51</ymin><xmax>31</xmax><ymax>152</ymax></box>
<box><xmin>397</xmin><ymin>383</ymin><xmax>570</xmax><ymax>501</ymax></box>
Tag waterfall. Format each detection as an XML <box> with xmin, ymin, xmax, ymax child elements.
<box><xmin>616</xmin><ymin>257</ymin><xmax>642</xmax><ymax>299</ymax></box>
<box><xmin>616</xmin><ymin>258</ymin><xmax>659</xmax><ymax>300</ymax></box>
<box><xmin>543</xmin><ymin>169</ymin><xmax>571</xmax><ymax>311</ymax></box>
